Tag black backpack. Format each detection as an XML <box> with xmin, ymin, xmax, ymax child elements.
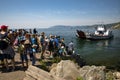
<box><xmin>0</xmin><ymin>40</ymin><xmax>9</xmax><ymax>50</ymax></box>
<box><xmin>0</xmin><ymin>33</ymin><xmax>10</xmax><ymax>50</ymax></box>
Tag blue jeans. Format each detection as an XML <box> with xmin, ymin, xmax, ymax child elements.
<box><xmin>20</xmin><ymin>53</ymin><xmax>28</xmax><ymax>62</ymax></box>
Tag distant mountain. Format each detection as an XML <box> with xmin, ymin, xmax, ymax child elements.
<box><xmin>49</xmin><ymin>25</ymin><xmax>74</xmax><ymax>29</ymax></box>
<box><xmin>49</xmin><ymin>25</ymin><xmax>93</xmax><ymax>30</ymax></box>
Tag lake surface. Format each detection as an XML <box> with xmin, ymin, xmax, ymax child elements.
<box><xmin>37</xmin><ymin>26</ymin><xmax>120</xmax><ymax>70</ymax></box>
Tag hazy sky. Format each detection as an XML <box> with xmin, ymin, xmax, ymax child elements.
<box><xmin>0</xmin><ymin>0</ymin><xmax>120</xmax><ymax>28</ymax></box>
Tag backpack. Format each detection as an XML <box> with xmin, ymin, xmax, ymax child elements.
<box><xmin>0</xmin><ymin>40</ymin><xmax>9</xmax><ymax>50</ymax></box>
<box><xmin>49</xmin><ymin>39</ymin><xmax>53</xmax><ymax>47</ymax></box>
<box><xmin>0</xmin><ymin>33</ymin><xmax>10</xmax><ymax>50</ymax></box>
<box><xmin>40</xmin><ymin>37</ymin><xmax>44</xmax><ymax>45</ymax></box>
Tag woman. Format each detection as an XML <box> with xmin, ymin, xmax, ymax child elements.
<box><xmin>31</xmin><ymin>34</ymin><xmax>38</xmax><ymax>59</ymax></box>
<box><xmin>24</xmin><ymin>33</ymin><xmax>35</xmax><ymax>66</ymax></box>
<box><xmin>0</xmin><ymin>25</ymin><xmax>15</xmax><ymax>71</ymax></box>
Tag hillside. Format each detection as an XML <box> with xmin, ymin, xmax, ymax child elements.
<box><xmin>111</xmin><ymin>22</ymin><xmax>120</xmax><ymax>29</ymax></box>
<box><xmin>49</xmin><ymin>22</ymin><xmax>120</xmax><ymax>30</ymax></box>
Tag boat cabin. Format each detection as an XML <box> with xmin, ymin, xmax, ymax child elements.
<box><xmin>94</xmin><ymin>26</ymin><xmax>109</xmax><ymax>36</ymax></box>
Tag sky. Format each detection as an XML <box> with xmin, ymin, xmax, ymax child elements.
<box><xmin>0</xmin><ymin>0</ymin><xmax>120</xmax><ymax>28</ymax></box>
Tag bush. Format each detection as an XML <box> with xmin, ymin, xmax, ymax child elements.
<box><xmin>40</xmin><ymin>60</ymin><xmax>49</xmax><ymax>71</ymax></box>
<box><xmin>76</xmin><ymin>76</ymin><xmax>83</xmax><ymax>80</ymax></box>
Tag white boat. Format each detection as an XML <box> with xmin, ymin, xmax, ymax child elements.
<box><xmin>76</xmin><ymin>25</ymin><xmax>114</xmax><ymax>40</ymax></box>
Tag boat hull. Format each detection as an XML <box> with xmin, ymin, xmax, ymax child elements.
<box><xmin>87</xmin><ymin>35</ymin><xmax>113</xmax><ymax>40</ymax></box>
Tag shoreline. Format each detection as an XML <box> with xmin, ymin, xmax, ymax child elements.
<box><xmin>0</xmin><ymin>52</ymin><xmax>120</xmax><ymax>80</ymax></box>
<box><xmin>24</xmin><ymin>60</ymin><xmax>120</xmax><ymax>80</ymax></box>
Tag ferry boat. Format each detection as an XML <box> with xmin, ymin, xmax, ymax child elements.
<box><xmin>76</xmin><ymin>25</ymin><xmax>113</xmax><ymax>40</ymax></box>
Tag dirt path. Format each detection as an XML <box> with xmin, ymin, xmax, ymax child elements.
<box><xmin>0</xmin><ymin>52</ymin><xmax>41</xmax><ymax>80</ymax></box>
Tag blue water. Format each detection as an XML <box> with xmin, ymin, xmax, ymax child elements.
<box><xmin>37</xmin><ymin>26</ymin><xmax>120</xmax><ymax>69</ymax></box>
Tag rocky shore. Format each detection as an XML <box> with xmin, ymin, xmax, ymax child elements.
<box><xmin>0</xmin><ymin>52</ymin><xmax>120</xmax><ymax>80</ymax></box>
<box><xmin>24</xmin><ymin>60</ymin><xmax>120</xmax><ymax>80</ymax></box>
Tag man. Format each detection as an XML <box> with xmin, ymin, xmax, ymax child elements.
<box><xmin>67</xmin><ymin>41</ymin><xmax>74</xmax><ymax>55</ymax></box>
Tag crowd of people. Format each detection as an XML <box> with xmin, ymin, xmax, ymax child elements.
<box><xmin>0</xmin><ymin>25</ymin><xmax>74</xmax><ymax>72</ymax></box>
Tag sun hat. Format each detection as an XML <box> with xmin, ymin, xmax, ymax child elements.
<box><xmin>1</xmin><ymin>25</ymin><xmax>8</xmax><ymax>30</ymax></box>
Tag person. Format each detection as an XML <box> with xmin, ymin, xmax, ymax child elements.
<box><xmin>0</xmin><ymin>25</ymin><xmax>15</xmax><ymax>71</ymax></box>
<box><xmin>39</xmin><ymin>32</ymin><xmax>46</xmax><ymax>59</ymax></box>
<box><xmin>29</xmin><ymin>29</ymin><xmax>32</xmax><ymax>34</ymax></box>
<box><xmin>18</xmin><ymin>40</ymin><xmax>28</xmax><ymax>68</ymax></box>
<box><xmin>53</xmin><ymin>36</ymin><xmax>59</xmax><ymax>50</ymax></box>
<box><xmin>17</xmin><ymin>32</ymin><xmax>25</xmax><ymax>46</ymax></box>
<box><xmin>67</xmin><ymin>41</ymin><xmax>74</xmax><ymax>55</ymax></box>
<box><xmin>44</xmin><ymin>36</ymin><xmax>49</xmax><ymax>54</ymax></box>
<box><xmin>58</xmin><ymin>42</ymin><xmax>65</xmax><ymax>57</ymax></box>
<box><xmin>33</xmin><ymin>28</ymin><xmax>37</xmax><ymax>34</ymax></box>
<box><xmin>0</xmin><ymin>49</ymin><xmax>4</xmax><ymax>68</ymax></box>
<box><xmin>48</xmin><ymin>35</ymin><xmax>54</xmax><ymax>58</ymax></box>
<box><xmin>0</xmin><ymin>26</ymin><xmax>9</xmax><ymax>50</ymax></box>
<box><xmin>50</xmin><ymin>36</ymin><xmax>59</xmax><ymax>57</ymax></box>
<box><xmin>58</xmin><ymin>38</ymin><xmax>66</xmax><ymax>56</ymax></box>
<box><xmin>24</xmin><ymin>33</ymin><xmax>35</xmax><ymax>65</ymax></box>
<box><xmin>31</xmin><ymin>34</ymin><xmax>38</xmax><ymax>54</ymax></box>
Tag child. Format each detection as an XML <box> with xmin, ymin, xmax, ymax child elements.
<box><xmin>18</xmin><ymin>40</ymin><xmax>28</xmax><ymax>68</ymax></box>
